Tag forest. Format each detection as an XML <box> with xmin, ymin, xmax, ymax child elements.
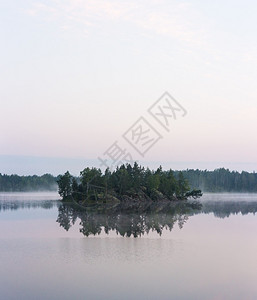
<box><xmin>57</xmin><ymin>163</ymin><xmax>202</xmax><ymax>204</ymax></box>
<box><xmin>178</xmin><ymin>168</ymin><xmax>257</xmax><ymax>192</ymax></box>
<box><xmin>1</xmin><ymin>166</ymin><xmax>257</xmax><ymax>193</ymax></box>
<box><xmin>0</xmin><ymin>173</ymin><xmax>57</xmax><ymax>191</ymax></box>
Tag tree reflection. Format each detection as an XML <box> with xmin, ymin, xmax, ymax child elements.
<box><xmin>56</xmin><ymin>201</ymin><xmax>202</xmax><ymax>237</ymax></box>
<box><xmin>200</xmin><ymin>201</ymin><xmax>257</xmax><ymax>218</ymax></box>
<box><xmin>56</xmin><ymin>204</ymin><xmax>77</xmax><ymax>231</ymax></box>
<box><xmin>0</xmin><ymin>200</ymin><xmax>56</xmax><ymax>211</ymax></box>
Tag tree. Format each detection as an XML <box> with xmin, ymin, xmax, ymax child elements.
<box><xmin>116</xmin><ymin>166</ymin><xmax>130</xmax><ymax>195</ymax></box>
<box><xmin>131</xmin><ymin>162</ymin><xmax>144</xmax><ymax>191</ymax></box>
<box><xmin>176</xmin><ymin>172</ymin><xmax>190</xmax><ymax>199</ymax></box>
<box><xmin>57</xmin><ymin>171</ymin><xmax>73</xmax><ymax>199</ymax></box>
<box><xmin>80</xmin><ymin>167</ymin><xmax>103</xmax><ymax>187</ymax></box>
<box><xmin>144</xmin><ymin>168</ymin><xmax>160</xmax><ymax>195</ymax></box>
<box><xmin>185</xmin><ymin>189</ymin><xmax>203</xmax><ymax>199</ymax></box>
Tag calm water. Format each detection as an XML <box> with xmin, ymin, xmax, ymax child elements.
<box><xmin>1</xmin><ymin>193</ymin><xmax>257</xmax><ymax>300</ymax></box>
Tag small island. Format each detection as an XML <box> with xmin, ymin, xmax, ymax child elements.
<box><xmin>57</xmin><ymin>163</ymin><xmax>202</xmax><ymax>208</ymax></box>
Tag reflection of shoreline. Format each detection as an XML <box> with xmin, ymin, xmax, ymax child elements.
<box><xmin>200</xmin><ymin>201</ymin><xmax>257</xmax><ymax>218</ymax></box>
<box><xmin>56</xmin><ymin>200</ymin><xmax>257</xmax><ymax>237</ymax></box>
<box><xmin>56</xmin><ymin>201</ymin><xmax>202</xmax><ymax>237</ymax></box>
<box><xmin>0</xmin><ymin>200</ymin><xmax>58</xmax><ymax>211</ymax></box>
<box><xmin>2</xmin><ymin>198</ymin><xmax>257</xmax><ymax>235</ymax></box>
<box><xmin>0</xmin><ymin>192</ymin><xmax>60</xmax><ymax>211</ymax></box>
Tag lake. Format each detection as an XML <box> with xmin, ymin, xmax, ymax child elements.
<box><xmin>1</xmin><ymin>192</ymin><xmax>257</xmax><ymax>300</ymax></box>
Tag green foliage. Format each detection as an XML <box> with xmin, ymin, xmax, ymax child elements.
<box><xmin>185</xmin><ymin>189</ymin><xmax>203</xmax><ymax>199</ymax></box>
<box><xmin>59</xmin><ymin>164</ymin><xmax>197</xmax><ymax>203</ymax></box>
<box><xmin>176</xmin><ymin>168</ymin><xmax>257</xmax><ymax>192</ymax></box>
<box><xmin>80</xmin><ymin>167</ymin><xmax>103</xmax><ymax>187</ymax></box>
<box><xmin>114</xmin><ymin>165</ymin><xmax>131</xmax><ymax>195</ymax></box>
<box><xmin>144</xmin><ymin>168</ymin><xmax>160</xmax><ymax>194</ymax></box>
<box><xmin>2</xmin><ymin>167</ymin><xmax>256</xmax><ymax>194</ymax></box>
<box><xmin>0</xmin><ymin>173</ymin><xmax>57</xmax><ymax>191</ymax></box>
<box><xmin>176</xmin><ymin>172</ymin><xmax>190</xmax><ymax>199</ymax></box>
<box><xmin>57</xmin><ymin>171</ymin><xmax>72</xmax><ymax>199</ymax></box>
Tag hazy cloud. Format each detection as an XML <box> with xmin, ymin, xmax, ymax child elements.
<box><xmin>27</xmin><ymin>0</ymin><xmax>206</xmax><ymax>46</ymax></box>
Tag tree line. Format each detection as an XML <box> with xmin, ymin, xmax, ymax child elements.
<box><xmin>177</xmin><ymin>168</ymin><xmax>257</xmax><ymax>192</ymax></box>
<box><xmin>1</xmin><ymin>167</ymin><xmax>257</xmax><ymax>193</ymax></box>
<box><xmin>0</xmin><ymin>173</ymin><xmax>57</xmax><ymax>192</ymax></box>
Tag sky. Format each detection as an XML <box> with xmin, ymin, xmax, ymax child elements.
<box><xmin>1</xmin><ymin>0</ymin><xmax>257</xmax><ymax>175</ymax></box>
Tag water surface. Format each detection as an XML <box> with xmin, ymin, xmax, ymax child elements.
<box><xmin>1</xmin><ymin>193</ymin><xmax>257</xmax><ymax>300</ymax></box>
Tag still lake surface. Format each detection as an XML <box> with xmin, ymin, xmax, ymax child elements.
<box><xmin>1</xmin><ymin>192</ymin><xmax>257</xmax><ymax>300</ymax></box>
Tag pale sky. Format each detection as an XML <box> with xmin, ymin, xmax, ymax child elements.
<box><xmin>1</xmin><ymin>0</ymin><xmax>257</xmax><ymax>175</ymax></box>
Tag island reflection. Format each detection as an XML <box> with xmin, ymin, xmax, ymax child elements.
<box><xmin>56</xmin><ymin>200</ymin><xmax>257</xmax><ymax>237</ymax></box>
<box><xmin>56</xmin><ymin>201</ymin><xmax>202</xmax><ymax>237</ymax></box>
<box><xmin>1</xmin><ymin>196</ymin><xmax>257</xmax><ymax>237</ymax></box>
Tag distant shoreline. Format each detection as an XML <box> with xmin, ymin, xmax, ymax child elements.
<box><xmin>2</xmin><ymin>167</ymin><xmax>257</xmax><ymax>193</ymax></box>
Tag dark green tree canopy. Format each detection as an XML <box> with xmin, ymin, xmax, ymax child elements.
<box><xmin>57</xmin><ymin>171</ymin><xmax>72</xmax><ymax>199</ymax></box>
<box><xmin>57</xmin><ymin>163</ymin><xmax>198</xmax><ymax>203</ymax></box>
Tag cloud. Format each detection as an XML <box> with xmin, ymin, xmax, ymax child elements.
<box><xmin>242</xmin><ymin>46</ymin><xmax>257</xmax><ymax>65</ymax></box>
<box><xmin>26</xmin><ymin>0</ymin><xmax>207</xmax><ymax>46</ymax></box>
